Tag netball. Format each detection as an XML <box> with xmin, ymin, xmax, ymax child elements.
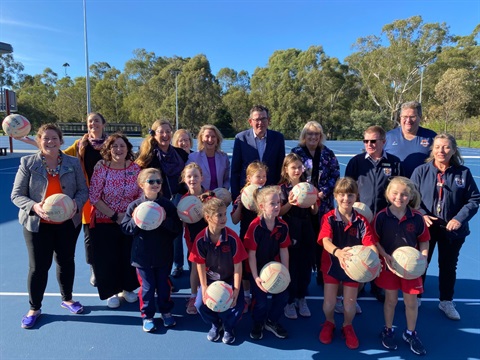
<box><xmin>43</xmin><ymin>194</ymin><xmax>75</xmax><ymax>223</ymax></box>
<box><xmin>241</xmin><ymin>184</ymin><xmax>259</xmax><ymax>211</ymax></box>
<box><xmin>213</xmin><ymin>187</ymin><xmax>232</xmax><ymax>206</ymax></box>
<box><xmin>2</xmin><ymin>114</ymin><xmax>31</xmax><ymax>138</ymax></box>
<box><xmin>177</xmin><ymin>195</ymin><xmax>204</xmax><ymax>224</ymax></box>
<box><xmin>259</xmin><ymin>261</ymin><xmax>291</xmax><ymax>294</ymax></box>
<box><xmin>344</xmin><ymin>245</ymin><xmax>381</xmax><ymax>283</ymax></box>
<box><xmin>204</xmin><ymin>281</ymin><xmax>234</xmax><ymax>312</ymax></box>
<box><xmin>133</xmin><ymin>201</ymin><xmax>166</xmax><ymax>230</ymax></box>
<box><xmin>291</xmin><ymin>182</ymin><xmax>317</xmax><ymax>208</ymax></box>
<box><xmin>353</xmin><ymin>202</ymin><xmax>374</xmax><ymax>223</ymax></box>
<box><xmin>390</xmin><ymin>246</ymin><xmax>427</xmax><ymax>280</ymax></box>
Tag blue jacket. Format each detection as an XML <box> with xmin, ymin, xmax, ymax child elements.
<box><xmin>231</xmin><ymin>129</ymin><xmax>285</xmax><ymax>199</ymax></box>
<box><xmin>11</xmin><ymin>152</ymin><xmax>88</xmax><ymax>232</ymax></box>
<box><xmin>122</xmin><ymin>195</ymin><xmax>183</xmax><ymax>268</ymax></box>
<box><xmin>411</xmin><ymin>161</ymin><xmax>480</xmax><ymax>239</ymax></box>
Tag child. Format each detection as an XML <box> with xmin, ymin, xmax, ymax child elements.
<box><xmin>189</xmin><ymin>195</ymin><xmax>248</xmax><ymax>345</ymax></box>
<box><xmin>244</xmin><ymin>186</ymin><xmax>291</xmax><ymax>340</ymax></box>
<box><xmin>373</xmin><ymin>176</ymin><xmax>429</xmax><ymax>356</ymax></box>
<box><xmin>231</xmin><ymin>161</ymin><xmax>268</xmax><ymax>311</ymax></box>
<box><xmin>318</xmin><ymin>177</ymin><xmax>377</xmax><ymax>349</ymax></box>
<box><xmin>121</xmin><ymin>168</ymin><xmax>183</xmax><ymax>332</ymax></box>
<box><xmin>279</xmin><ymin>153</ymin><xmax>318</xmax><ymax>319</ymax></box>
<box><xmin>180</xmin><ymin>163</ymin><xmax>207</xmax><ymax>315</ymax></box>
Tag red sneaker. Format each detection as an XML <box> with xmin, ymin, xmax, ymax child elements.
<box><xmin>319</xmin><ymin>321</ymin><xmax>335</xmax><ymax>344</ymax></box>
<box><xmin>342</xmin><ymin>324</ymin><xmax>359</xmax><ymax>349</ymax></box>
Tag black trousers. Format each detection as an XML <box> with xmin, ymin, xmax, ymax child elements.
<box><xmin>423</xmin><ymin>224</ymin><xmax>465</xmax><ymax>301</ymax></box>
<box><xmin>90</xmin><ymin>223</ymin><xmax>139</xmax><ymax>300</ymax></box>
<box><xmin>23</xmin><ymin>220</ymin><xmax>78</xmax><ymax>311</ymax></box>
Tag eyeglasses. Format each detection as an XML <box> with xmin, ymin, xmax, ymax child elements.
<box><xmin>363</xmin><ymin>139</ymin><xmax>383</xmax><ymax>144</ymax></box>
<box><xmin>306</xmin><ymin>132</ymin><xmax>321</xmax><ymax>137</ymax></box>
<box><xmin>250</xmin><ymin>117</ymin><xmax>268</xmax><ymax>123</ymax></box>
<box><xmin>155</xmin><ymin>129</ymin><xmax>172</xmax><ymax>135</ymax></box>
<box><xmin>145</xmin><ymin>179</ymin><xmax>162</xmax><ymax>185</ymax></box>
<box><xmin>400</xmin><ymin>116</ymin><xmax>417</xmax><ymax>120</ymax></box>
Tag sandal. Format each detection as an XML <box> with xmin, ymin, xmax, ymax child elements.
<box><xmin>61</xmin><ymin>301</ymin><xmax>84</xmax><ymax>314</ymax></box>
<box><xmin>21</xmin><ymin>310</ymin><xmax>42</xmax><ymax>329</ymax></box>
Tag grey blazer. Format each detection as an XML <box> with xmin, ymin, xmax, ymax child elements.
<box><xmin>187</xmin><ymin>150</ymin><xmax>231</xmax><ymax>190</ymax></box>
<box><xmin>11</xmin><ymin>152</ymin><xmax>88</xmax><ymax>232</ymax></box>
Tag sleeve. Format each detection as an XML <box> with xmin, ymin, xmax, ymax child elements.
<box><xmin>223</xmin><ymin>154</ymin><xmax>231</xmax><ymax>190</ymax></box>
<box><xmin>230</xmin><ymin>136</ymin><xmax>242</xmax><ymax>200</ymax></box>
<box><xmin>344</xmin><ymin>156</ymin><xmax>356</xmax><ymax>179</ymax></box>
<box><xmin>320</xmin><ymin>149</ymin><xmax>340</xmax><ymax>197</ymax></box>
<box><xmin>410</xmin><ymin>167</ymin><xmax>429</xmax><ymax>216</ymax></box>
<box><xmin>243</xmin><ymin>221</ymin><xmax>257</xmax><ymax>251</ymax></box>
<box><xmin>11</xmin><ymin>157</ymin><xmax>36</xmax><ymax>215</ymax></box>
<box><xmin>416</xmin><ymin>213</ymin><xmax>430</xmax><ymax>243</ymax></box>
<box><xmin>121</xmin><ymin>200</ymin><xmax>141</xmax><ymax>236</ymax></box>
<box><xmin>318</xmin><ymin>213</ymin><xmax>333</xmax><ymax>245</ymax></box>
<box><xmin>453</xmin><ymin>169</ymin><xmax>480</xmax><ymax>224</ymax></box>
<box><xmin>89</xmin><ymin>165</ymin><xmax>106</xmax><ymax>204</ymax></box>
<box><xmin>188</xmin><ymin>230</ymin><xmax>207</xmax><ymax>264</ymax></box>
<box><xmin>63</xmin><ymin>139</ymin><xmax>79</xmax><ymax>157</ymax></box>
<box><xmin>360</xmin><ymin>217</ymin><xmax>377</xmax><ymax>246</ymax></box>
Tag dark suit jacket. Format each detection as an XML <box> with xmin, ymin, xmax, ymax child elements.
<box><xmin>231</xmin><ymin>128</ymin><xmax>285</xmax><ymax>199</ymax></box>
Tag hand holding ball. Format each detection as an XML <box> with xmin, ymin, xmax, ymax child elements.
<box><xmin>133</xmin><ymin>201</ymin><xmax>166</xmax><ymax>230</ymax></box>
<box><xmin>2</xmin><ymin>114</ymin><xmax>31</xmax><ymax>138</ymax></box>
<box><xmin>42</xmin><ymin>194</ymin><xmax>75</xmax><ymax>222</ymax></box>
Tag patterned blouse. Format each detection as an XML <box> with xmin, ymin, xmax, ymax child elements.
<box><xmin>291</xmin><ymin>145</ymin><xmax>340</xmax><ymax>215</ymax></box>
<box><xmin>89</xmin><ymin>161</ymin><xmax>142</xmax><ymax>222</ymax></box>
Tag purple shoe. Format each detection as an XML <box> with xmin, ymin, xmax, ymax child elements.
<box><xmin>21</xmin><ymin>310</ymin><xmax>42</xmax><ymax>329</ymax></box>
<box><xmin>61</xmin><ymin>301</ymin><xmax>84</xmax><ymax>314</ymax></box>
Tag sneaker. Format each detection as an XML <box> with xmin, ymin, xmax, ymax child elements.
<box><xmin>142</xmin><ymin>318</ymin><xmax>156</xmax><ymax>333</ymax></box>
<box><xmin>161</xmin><ymin>313</ymin><xmax>176</xmax><ymax>327</ymax></box>
<box><xmin>265</xmin><ymin>319</ymin><xmax>288</xmax><ymax>338</ymax></box>
<box><xmin>296</xmin><ymin>298</ymin><xmax>311</xmax><ymax>317</ymax></box>
<box><xmin>121</xmin><ymin>290</ymin><xmax>138</xmax><ymax>303</ymax></box>
<box><xmin>243</xmin><ymin>296</ymin><xmax>251</xmax><ymax>314</ymax></box>
<box><xmin>107</xmin><ymin>295</ymin><xmax>120</xmax><ymax>308</ymax></box>
<box><xmin>380</xmin><ymin>326</ymin><xmax>397</xmax><ymax>350</ymax></box>
<box><xmin>222</xmin><ymin>330</ymin><xmax>235</xmax><ymax>344</ymax></box>
<box><xmin>403</xmin><ymin>330</ymin><xmax>427</xmax><ymax>355</ymax></box>
<box><xmin>284</xmin><ymin>303</ymin><xmax>298</xmax><ymax>319</ymax></box>
<box><xmin>355</xmin><ymin>302</ymin><xmax>362</xmax><ymax>314</ymax></box>
<box><xmin>334</xmin><ymin>297</ymin><xmax>344</xmax><ymax>314</ymax></box>
<box><xmin>417</xmin><ymin>298</ymin><xmax>422</xmax><ymax>307</ymax></box>
<box><xmin>319</xmin><ymin>320</ymin><xmax>335</xmax><ymax>344</ymax></box>
<box><xmin>342</xmin><ymin>324</ymin><xmax>359</xmax><ymax>349</ymax></box>
<box><xmin>250</xmin><ymin>322</ymin><xmax>264</xmax><ymax>340</ymax></box>
<box><xmin>207</xmin><ymin>323</ymin><xmax>223</xmax><ymax>342</ymax></box>
<box><xmin>186</xmin><ymin>297</ymin><xmax>198</xmax><ymax>315</ymax></box>
<box><xmin>439</xmin><ymin>301</ymin><xmax>460</xmax><ymax>320</ymax></box>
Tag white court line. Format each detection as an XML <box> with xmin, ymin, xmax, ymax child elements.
<box><xmin>1</xmin><ymin>292</ymin><xmax>479</xmax><ymax>303</ymax></box>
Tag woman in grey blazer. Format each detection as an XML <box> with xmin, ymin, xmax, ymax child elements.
<box><xmin>11</xmin><ymin>124</ymin><xmax>88</xmax><ymax>329</ymax></box>
<box><xmin>187</xmin><ymin>124</ymin><xmax>230</xmax><ymax>191</ymax></box>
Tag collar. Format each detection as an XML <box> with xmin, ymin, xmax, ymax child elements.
<box><xmin>364</xmin><ymin>150</ymin><xmax>387</xmax><ymax>161</ymax></box>
<box><xmin>385</xmin><ymin>206</ymin><xmax>414</xmax><ymax>220</ymax></box>
<box><xmin>253</xmin><ymin>129</ymin><xmax>267</xmax><ymax>140</ymax></box>
<box><xmin>205</xmin><ymin>227</ymin><xmax>227</xmax><ymax>246</ymax></box>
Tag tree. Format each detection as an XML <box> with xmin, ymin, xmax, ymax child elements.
<box><xmin>0</xmin><ymin>53</ymin><xmax>24</xmax><ymax>88</ymax></box>
<box><xmin>346</xmin><ymin>16</ymin><xmax>450</xmax><ymax>124</ymax></box>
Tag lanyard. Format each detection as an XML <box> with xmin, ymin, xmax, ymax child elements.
<box><xmin>436</xmin><ymin>172</ymin><xmax>445</xmax><ymax>215</ymax></box>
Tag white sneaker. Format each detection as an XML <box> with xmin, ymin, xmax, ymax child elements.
<box><xmin>334</xmin><ymin>297</ymin><xmax>344</xmax><ymax>313</ymax></box>
<box><xmin>355</xmin><ymin>302</ymin><xmax>362</xmax><ymax>314</ymax></box>
<box><xmin>439</xmin><ymin>301</ymin><xmax>460</xmax><ymax>320</ymax></box>
<box><xmin>121</xmin><ymin>290</ymin><xmax>138</xmax><ymax>303</ymax></box>
<box><xmin>107</xmin><ymin>295</ymin><xmax>120</xmax><ymax>308</ymax></box>
<box><xmin>417</xmin><ymin>298</ymin><xmax>422</xmax><ymax>307</ymax></box>
<box><xmin>284</xmin><ymin>303</ymin><xmax>298</xmax><ymax>319</ymax></box>
<box><xmin>296</xmin><ymin>298</ymin><xmax>311</xmax><ymax>317</ymax></box>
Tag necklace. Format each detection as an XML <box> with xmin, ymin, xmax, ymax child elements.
<box><xmin>41</xmin><ymin>152</ymin><xmax>62</xmax><ymax>177</ymax></box>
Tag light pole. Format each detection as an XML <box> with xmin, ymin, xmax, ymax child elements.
<box><xmin>418</xmin><ymin>65</ymin><xmax>425</xmax><ymax>104</ymax></box>
<box><xmin>171</xmin><ymin>70</ymin><xmax>181</xmax><ymax>131</ymax></box>
<box><xmin>83</xmin><ymin>0</ymin><xmax>91</xmax><ymax>114</ymax></box>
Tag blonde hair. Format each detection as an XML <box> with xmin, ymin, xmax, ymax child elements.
<box><xmin>425</xmin><ymin>133</ymin><xmax>464</xmax><ymax>166</ymax></box>
<box><xmin>244</xmin><ymin>161</ymin><xmax>268</xmax><ymax>187</ymax></box>
<box><xmin>385</xmin><ymin>176</ymin><xmax>420</xmax><ymax>209</ymax></box>
<box><xmin>197</xmin><ymin>124</ymin><xmax>223</xmax><ymax>152</ymax></box>
<box><xmin>333</xmin><ymin>177</ymin><xmax>358</xmax><ymax>196</ymax></box>
<box><xmin>279</xmin><ymin>153</ymin><xmax>306</xmax><ymax>184</ymax></box>
<box><xmin>172</xmin><ymin>129</ymin><xmax>192</xmax><ymax>149</ymax></box>
<box><xmin>201</xmin><ymin>194</ymin><xmax>226</xmax><ymax>220</ymax></box>
<box><xmin>181</xmin><ymin>162</ymin><xmax>203</xmax><ymax>181</ymax></box>
<box><xmin>298</xmin><ymin>121</ymin><xmax>325</xmax><ymax>147</ymax></box>
<box><xmin>254</xmin><ymin>185</ymin><xmax>281</xmax><ymax>216</ymax></box>
<box><xmin>135</xmin><ymin>119</ymin><xmax>173</xmax><ymax>169</ymax></box>
<box><xmin>137</xmin><ymin>168</ymin><xmax>163</xmax><ymax>195</ymax></box>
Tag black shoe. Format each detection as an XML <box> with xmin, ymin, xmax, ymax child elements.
<box><xmin>89</xmin><ymin>266</ymin><xmax>97</xmax><ymax>287</ymax></box>
<box><xmin>403</xmin><ymin>330</ymin><xmax>426</xmax><ymax>356</ymax></box>
<box><xmin>171</xmin><ymin>267</ymin><xmax>184</xmax><ymax>278</ymax></box>
<box><xmin>207</xmin><ymin>323</ymin><xmax>223</xmax><ymax>342</ymax></box>
<box><xmin>380</xmin><ymin>327</ymin><xmax>398</xmax><ymax>350</ymax></box>
<box><xmin>265</xmin><ymin>319</ymin><xmax>288</xmax><ymax>339</ymax></box>
<box><xmin>250</xmin><ymin>322</ymin><xmax>264</xmax><ymax>340</ymax></box>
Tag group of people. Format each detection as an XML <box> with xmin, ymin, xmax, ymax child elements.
<box><xmin>10</xmin><ymin>102</ymin><xmax>479</xmax><ymax>354</ymax></box>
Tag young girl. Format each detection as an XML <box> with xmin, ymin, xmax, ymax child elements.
<box><xmin>189</xmin><ymin>196</ymin><xmax>248</xmax><ymax>345</ymax></box>
<box><xmin>373</xmin><ymin>177</ymin><xmax>429</xmax><ymax>356</ymax></box>
<box><xmin>231</xmin><ymin>161</ymin><xmax>268</xmax><ymax>311</ymax></box>
<box><xmin>279</xmin><ymin>153</ymin><xmax>318</xmax><ymax>319</ymax></box>
<box><xmin>244</xmin><ymin>186</ymin><xmax>291</xmax><ymax>340</ymax></box>
<box><xmin>180</xmin><ymin>163</ymin><xmax>208</xmax><ymax>315</ymax></box>
<box><xmin>318</xmin><ymin>177</ymin><xmax>376</xmax><ymax>350</ymax></box>
<box><xmin>121</xmin><ymin>168</ymin><xmax>183</xmax><ymax>333</ymax></box>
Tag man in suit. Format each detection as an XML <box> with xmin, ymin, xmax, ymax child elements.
<box><xmin>231</xmin><ymin>105</ymin><xmax>286</xmax><ymax>200</ymax></box>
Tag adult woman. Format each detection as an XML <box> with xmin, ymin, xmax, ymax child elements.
<box><xmin>136</xmin><ymin>119</ymin><xmax>189</xmax><ymax>277</ymax></box>
<box><xmin>291</xmin><ymin>121</ymin><xmax>340</xmax><ymax>284</ymax></box>
<box><xmin>173</xmin><ymin>129</ymin><xmax>194</xmax><ymax>154</ymax></box>
<box><xmin>16</xmin><ymin>113</ymin><xmax>107</xmax><ymax>286</ymax></box>
<box><xmin>411</xmin><ymin>133</ymin><xmax>479</xmax><ymax>320</ymax></box>
<box><xmin>89</xmin><ymin>133</ymin><xmax>142</xmax><ymax>308</ymax></box>
<box><xmin>11</xmin><ymin>124</ymin><xmax>88</xmax><ymax>329</ymax></box>
<box><xmin>187</xmin><ymin>124</ymin><xmax>230</xmax><ymax>190</ymax></box>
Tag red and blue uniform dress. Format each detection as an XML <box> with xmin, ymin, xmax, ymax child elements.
<box><xmin>244</xmin><ymin>216</ymin><xmax>291</xmax><ymax>324</ymax></box>
<box><xmin>318</xmin><ymin>208</ymin><xmax>375</xmax><ymax>287</ymax></box>
<box><xmin>189</xmin><ymin>227</ymin><xmax>248</xmax><ymax>333</ymax></box>
<box><xmin>121</xmin><ymin>194</ymin><xmax>183</xmax><ymax>319</ymax></box>
<box><xmin>280</xmin><ymin>182</ymin><xmax>316</xmax><ymax>305</ymax></box>
<box><xmin>373</xmin><ymin>206</ymin><xmax>430</xmax><ymax>294</ymax></box>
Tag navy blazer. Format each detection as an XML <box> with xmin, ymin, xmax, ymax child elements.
<box><xmin>231</xmin><ymin>128</ymin><xmax>285</xmax><ymax>199</ymax></box>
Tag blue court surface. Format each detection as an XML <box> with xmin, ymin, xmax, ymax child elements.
<box><xmin>1</xmin><ymin>137</ymin><xmax>479</xmax><ymax>360</ymax></box>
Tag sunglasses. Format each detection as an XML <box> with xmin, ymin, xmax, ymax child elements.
<box><xmin>145</xmin><ymin>179</ymin><xmax>162</xmax><ymax>185</ymax></box>
<box><xmin>363</xmin><ymin>139</ymin><xmax>382</xmax><ymax>144</ymax></box>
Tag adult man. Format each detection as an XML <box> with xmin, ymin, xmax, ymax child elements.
<box><xmin>231</xmin><ymin>105</ymin><xmax>285</xmax><ymax>200</ymax></box>
<box><xmin>345</xmin><ymin>125</ymin><xmax>403</xmax><ymax>215</ymax></box>
<box><xmin>384</xmin><ymin>101</ymin><xmax>437</xmax><ymax>178</ymax></box>
<box><xmin>345</xmin><ymin>125</ymin><xmax>403</xmax><ymax>303</ymax></box>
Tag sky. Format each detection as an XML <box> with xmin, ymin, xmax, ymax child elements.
<box><xmin>0</xmin><ymin>0</ymin><xmax>479</xmax><ymax>80</ymax></box>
